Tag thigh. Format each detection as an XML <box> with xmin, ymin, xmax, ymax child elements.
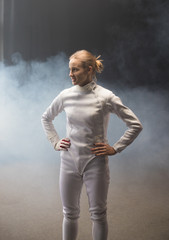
<box><xmin>83</xmin><ymin>156</ymin><xmax>110</xmax><ymax>210</ymax></box>
<box><xmin>59</xmin><ymin>168</ymin><xmax>83</xmax><ymax>207</ymax></box>
<box><xmin>59</xmin><ymin>153</ymin><xmax>83</xmax><ymax>215</ymax></box>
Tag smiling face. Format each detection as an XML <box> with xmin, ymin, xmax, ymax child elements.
<box><xmin>69</xmin><ymin>58</ymin><xmax>93</xmax><ymax>86</ymax></box>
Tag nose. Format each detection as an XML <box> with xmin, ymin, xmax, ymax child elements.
<box><xmin>69</xmin><ymin>70</ymin><xmax>73</xmax><ymax>77</ymax></box>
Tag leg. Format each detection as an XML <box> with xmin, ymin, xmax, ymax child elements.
<box><xmin>59</xmin><ymin>154</ymin><xmax>83</xmax><ymax>240</ymax></box>
<box><xmin>83</xmin><ymin>156</ymin><xmax>110</xmax><ymax>240</ymax></box>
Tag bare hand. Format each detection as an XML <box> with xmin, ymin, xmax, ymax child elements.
<box><xmin>91</xmin><ymin>143</ymin><xmax>117</xmax><ymax>156</ymax></box>
<box><xmin>55</xmin><ymin>138</ymin><xmax>71</xmax><ymax>151</ymax></box>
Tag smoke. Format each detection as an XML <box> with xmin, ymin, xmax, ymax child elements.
<box><xmin>0</xmin><ymin>53</ymin><xmax>70</xmax><ymax>240</ymax></box>
<box><xmin>0</xmin><ymin>52</ymin><xmax>70</xmax><ymax>164</ymax></box>
<box><xmin>0</xmin><ymin>53</ymin><xmax>169</xmax><ymax>240</ymax></box>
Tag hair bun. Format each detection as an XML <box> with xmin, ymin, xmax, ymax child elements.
<box><xmin>95</xmin><ymin>55</ymin><xmax>104</xmax><ymax>73</ymax></box>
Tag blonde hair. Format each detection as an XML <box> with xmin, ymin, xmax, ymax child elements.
<box><xmin>69</xmin><ymin>50</ymin><xmax>104</xmax><ymax>76</ymax></box>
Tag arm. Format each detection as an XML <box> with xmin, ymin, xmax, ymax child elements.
<box><xmin>91</xmin><ymin>92</ymin><xmax>143</xmax><ymax>156</ymax></box>
<box><xmin>109</xmin><ymin>93</ymin><xmax>143</xmax><ymax>153</ymax></box>
<box><xmin>41</xmin><ymin>92</ymin><xmax>70</xmax><ymax>150</ymax></box>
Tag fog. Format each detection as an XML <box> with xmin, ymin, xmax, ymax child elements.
<box><xmin>0</xmin><ymin>53</ymin><xmax>169</xmax><ymax>240</ymax></box>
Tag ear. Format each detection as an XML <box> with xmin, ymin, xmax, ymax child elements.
<box><xmin>88</xmin><ymin>66</ymin><xmax>93</xmax><ymax>73</ymax></box>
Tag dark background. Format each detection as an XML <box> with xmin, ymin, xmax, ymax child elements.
<box><xmin>1</xmin><ymin>1</ymin><xmax>169</xmax><ymax>240</ymax></box>
<box><xmin>1</xmin><ymin>0</ymin><xmax>169</xmax><ymax>89</ymax></box>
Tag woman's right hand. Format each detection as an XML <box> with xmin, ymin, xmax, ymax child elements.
<box><xmin>54</xmin><ymin>138</ymin><xmax>71</xmax><ymax>151</ymax></box>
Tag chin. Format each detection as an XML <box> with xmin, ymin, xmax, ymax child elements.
<box><xmin>72</xmin><ymin>81</ymin><xmax>77</xmax><ymax>85</ymax></box>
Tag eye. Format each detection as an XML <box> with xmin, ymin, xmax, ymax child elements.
<box><xmin>71</xmin><ymin>67</ymin><xmax>79</xmax><ymax>72</ymax></box>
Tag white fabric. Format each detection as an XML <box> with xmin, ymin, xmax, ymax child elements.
<box><xmin>41</xmin><ymin>81</ymin><xmax>143</xmax><ymax>240</ymax></box>
<box><xmin>41</xmin><ymin>80</ymin><xmax>142</xmax><ymax>174</ymax></box>
<box><xmin>59</xmin><ymin>153</ymin><xmax>110</xmax><ymax>240</ymax></box>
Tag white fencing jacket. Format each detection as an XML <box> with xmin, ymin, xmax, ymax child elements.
<box><xmin>41</xmin><ymin>81</ymin><xmax>142</xmax><ymax>173</ymax></box>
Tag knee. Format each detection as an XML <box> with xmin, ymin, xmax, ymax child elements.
<box><xmin>89</xmin><ymin>206</ymin><xmax>107</xmax><ymax>222</ymax></box>
<box><xmin>63</xmin><ymin>207</ymin><xmax>80</xmax><ymax>221</ymax></box>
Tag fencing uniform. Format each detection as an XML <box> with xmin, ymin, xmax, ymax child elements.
<box><xmin>41</xmin><ymin>80</ymin><xmax>142</xmax><ymax>240</ymax></box>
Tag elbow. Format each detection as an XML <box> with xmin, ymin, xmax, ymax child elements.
<box><xmin>139</xmin><ymin>121</ymin><xmax>143</xmax><ymax>131</ymax></box>
<box><xmin>136</xmin><ymin>122</ymin><xmax>143</xmax><ymax>134</ymax></box>
<box><xmin>140</xmin><ymin>123</ymin><xmax>143</xmax><ymax>131</ymax></box>
<box><xmin>41</xmin><ymin>113</ymin><xmax>45</xmax><ymax>123</ymax></box>
<box><xmin>41</xmin><ymin>112</ymin><xmax>53</xmax><ymax>125</ymax></box>
<box><xmin>130</xmin><ymin>120</ymin><xmax>143</xmax><ymax>135</ymax></box>
<box><xmin>41</xmin><ymin>113</ymin><xmax>48</xmax><ymax>125</ymax></box>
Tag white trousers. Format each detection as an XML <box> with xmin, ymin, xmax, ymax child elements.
<box><xmin>59</xmin><ymin>151</ymin><xmax>110</xmax><ymax>240</ymax></box>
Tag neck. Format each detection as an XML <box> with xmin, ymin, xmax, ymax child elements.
<box><xmin>79</xmin><ymin>79</ymin><xmax>92</xmax><ymax>87</ymax></box>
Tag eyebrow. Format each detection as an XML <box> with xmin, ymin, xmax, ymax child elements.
<box><xmin>69</xmin><ymin>66</ymin><xmax>79</xmax><ymax>69</ymax></box>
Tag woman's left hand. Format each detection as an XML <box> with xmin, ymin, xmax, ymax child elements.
<box><xmin>91</xmin><ymin>143</ymin><xmax>117</xmax><ymax>156</ymax></box>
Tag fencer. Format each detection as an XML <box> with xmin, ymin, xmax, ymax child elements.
<box><xmin>41</xmin><ymin>50</ymin><xmax>143</xmax><ymax>240</ymax></box>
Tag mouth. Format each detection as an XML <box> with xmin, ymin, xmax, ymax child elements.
<box><xmin>71</xmin><ymin>78</ymin><xmax>76</xmax><ymax>83</ymax></box>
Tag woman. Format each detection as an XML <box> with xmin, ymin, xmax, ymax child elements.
<box><xmin>41</xmin><ymin>50</ymin><xmax>143</xmax><ymax>240</ymax></box>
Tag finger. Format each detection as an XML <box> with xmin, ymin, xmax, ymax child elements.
<box><xmin>60</xmin><ymin>145</ymin><xmax>68</xmax><ymax>149</ymax></box>
<box><xmin>92</xmin><ymin>149</ymin><xmax>107</xmax><ymax>154</ymax></box>
<box><xmin>62</xmin><ymin>138</ymin><xmax>70</xmax><ymax>143</ymax></box>
<box><xmin>61</xmin><ymin>142</ymin><xmax>71</xmax><ymax>146</ymax></box>
<box><xmin>59</xmin><ymin>147</ymin><xmax>68</xmax><ymax>151</ymax></box>
<box><xmin>92</xmin><ymin>146</ymin><xmax>106</xmax><ymax>149</ymax></box>
<box><xmin>61</xmin><ymin>140</ymin><xmax>71</xmax><ymax>146</ymax></box>
<box><xmin>94</xmin><ymin>143</ymin><xmax>105</xmax><ymax>146</ymax></box>
<box><xmin>91</xmin><ymin>147</ymin><xmax>106</xmax><ymax>153</ymax></box>
<box><xmin>60</xmin><ymin>144</ymin><xmax>70</xmax><ymax>149</ymax></box>
<box><xmin>57</xmin><ymin>146</ymin><xmax>67</xmax><ymax>151</ymax></box>
<box><xmin>95</xmin><ymin>152</ymin><xmax>106</xmax><ymax>156</ymax></box>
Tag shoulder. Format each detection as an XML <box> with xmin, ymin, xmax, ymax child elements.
<box><xmin>95</xmin><ymin>84</ymin><xmax>123</xmax><ymax>111</ymax></box>
<box><xmin>95</xmin><ymin>83</ymin><xmax>116</xmax><ymax>98</ymax></box>
<box><xmin>57</xmin><ymin>85</ymin><xmax>75</xmax><ymax>97</ymax></box>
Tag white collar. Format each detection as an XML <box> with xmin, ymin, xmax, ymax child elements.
<box><xmin>73</xmin><ymin>80</ymin><xmax>96</xmax><ymax>92</ymax></box>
